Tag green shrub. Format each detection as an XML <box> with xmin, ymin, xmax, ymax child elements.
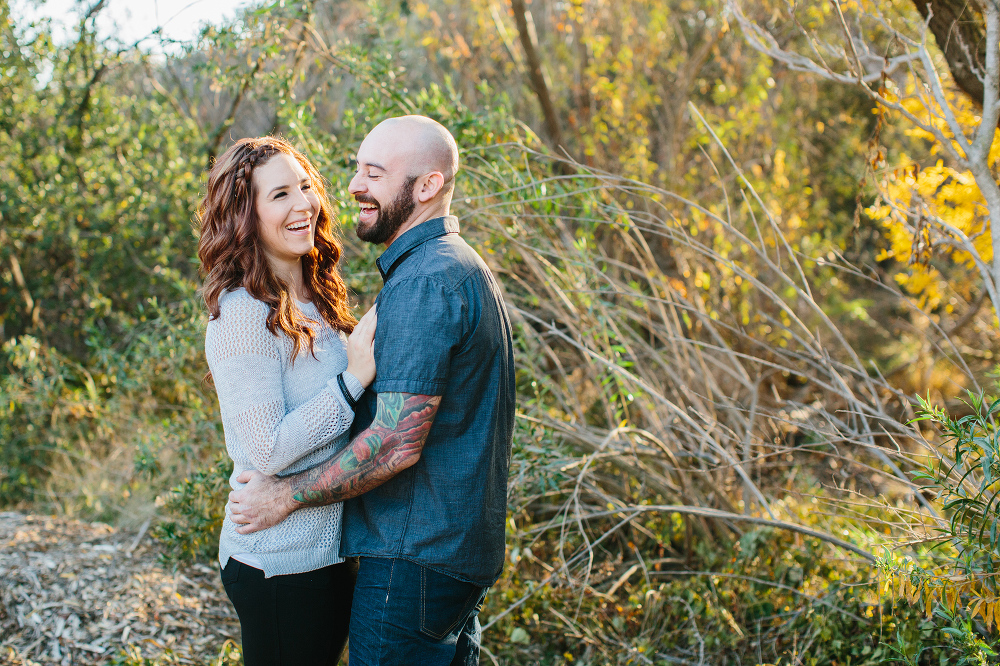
<box><xmin>871</xmin><ymin>388</ymin><xmax>1000</xmax><ymax>665</ymax></box>
<box><xmin>152</xmin><ymin>453</ymin><xmax>232</xmax><ymax>563</ymax></box>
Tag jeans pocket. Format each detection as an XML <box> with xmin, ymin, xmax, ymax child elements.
<box><xmin>418</xmin><ymin>566</ymin><xmax>485</xmax><ymax>641</ymax></box>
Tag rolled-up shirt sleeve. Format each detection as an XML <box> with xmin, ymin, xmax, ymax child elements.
<box><xmin>372</xmin><ymin>276</ymin><xmax>465</xmax><ymax>396</ymax></box>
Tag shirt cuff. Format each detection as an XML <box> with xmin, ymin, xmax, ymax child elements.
<box><xmin>340</xmin><ymin>370</ymin><xmax>365</xmax><ymax>401</ymax></box>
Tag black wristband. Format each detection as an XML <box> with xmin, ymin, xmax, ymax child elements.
<box><xmin>337</xmin><ymin>372</ymin><xmax>359</xmax><ymax>410</ymax></box>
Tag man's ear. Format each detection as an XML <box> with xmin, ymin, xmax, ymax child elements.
<box><xmin>415</xmin><ymin>172</ymin><xmax>445</xmax><ymax>203</ymax></box>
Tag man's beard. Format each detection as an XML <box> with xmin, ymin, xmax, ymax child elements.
<box><xmin>355</xmin><ymin>175</ymin><xmax>418</xmax><ymax>244</ymax></box>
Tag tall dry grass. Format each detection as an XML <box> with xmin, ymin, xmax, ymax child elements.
<box><xmin>443</xmin><ymin>120</ymin><xmax>987</xmax><ymax>660</ymax></box>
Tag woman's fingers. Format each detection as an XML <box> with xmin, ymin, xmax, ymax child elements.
<box><xmin>362</xmin><ymin>313</ymin><xmax>377</xmax><ymax>341</ymax></box>
<box><xmin>350</xmin><ymin>306</ymin><xmax>375</xmax><ymax>338</ymax></box>
<box><xmin>345</xmin><ymin>304</ymin><xmax>378</xmax><ymax>387</ymax></box>
<box><xmin>359</xmin><ymin>305</ymin><xmax>377</xmax><ymax>334</ymax></box>
<box><xmin>353</xmin><ymin>306</ymin><xmax>377</xmax><ymax>344</ymax></box>
<box><xmin>363</xmin><ymin>304</ymin><xmax>377</xmax><ymax>326</ymax></box>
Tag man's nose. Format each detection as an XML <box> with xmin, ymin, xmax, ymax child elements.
<box><xmin>348</xmin><ymin>173</ymin><xmax>364</xmax><ymax>195</ymax></box>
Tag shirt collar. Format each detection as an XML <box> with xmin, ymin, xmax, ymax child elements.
<box><xmin>375</xmin><ymin>215</ymin><xmax>460</xmax><ymax>281</ymax></box>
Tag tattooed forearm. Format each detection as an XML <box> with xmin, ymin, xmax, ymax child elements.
<box><xmin>289</xmin><ymin>392</ymin><xmax>440</xmax><ymax>506</ymax></box>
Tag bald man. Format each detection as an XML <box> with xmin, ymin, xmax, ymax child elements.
<box><xmin>229</xmin><ymin>116</ymin><xmax>516</xmax><ymax>665</ymax></box>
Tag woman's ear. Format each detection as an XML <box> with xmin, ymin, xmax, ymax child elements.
<box><xmin>415</xmin><ymin>172</ymin><xmax>445</xmax><ymax>203</ymax></box>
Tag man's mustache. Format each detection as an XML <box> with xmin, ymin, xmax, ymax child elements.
<box><xmin>354</xmin><ymin>194</ymin><xmax>379</xmax><ymax>206</ymax></box>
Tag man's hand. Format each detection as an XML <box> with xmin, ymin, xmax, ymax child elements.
<box><xmin>228</xmin><ymin>470</ymin><xmax>298</xmax><ymax>534</ymax></box>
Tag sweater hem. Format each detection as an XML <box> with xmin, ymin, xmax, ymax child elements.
<box><xmin>219</xmin><ymin>534</ymin><xmax>344</xmax><ymax>578</ymax></box>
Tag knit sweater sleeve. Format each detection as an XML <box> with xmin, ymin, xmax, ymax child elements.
<box><xmin>205</xmin><ymin>292</ymin><xmax>355</xmax><ymax>475</ymax></box>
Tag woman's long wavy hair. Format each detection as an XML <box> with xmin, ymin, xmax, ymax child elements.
<box><xmin>198</xmin><ymin>136</ymin><xmax>356</xmax><ymax>360</ymax></box>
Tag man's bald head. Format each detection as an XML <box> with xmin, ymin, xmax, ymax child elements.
<box><xmin>366</xmin><ymin>115</ymin><xmax>459</xmax><ymax>198</ymax></box>
<box><xmin>350</xmin><ymin>115</ymin><xmax>462</xmax><ymax>245</ymax></box>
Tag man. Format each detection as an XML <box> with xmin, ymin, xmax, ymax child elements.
<box><xmin>228</xmin><ymin>115</ymin><xmax>516</xmax><ymax>665</ymax></box>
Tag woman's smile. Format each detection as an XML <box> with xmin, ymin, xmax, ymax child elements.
<box><xmin>285</xmin><ymin>217</ymin><xmax>312</xmax><ymax>234</ymax></box>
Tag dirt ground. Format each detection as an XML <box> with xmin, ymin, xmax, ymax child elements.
<box><xmin>0</xmin><ymin>512</ymin><xmax>241</xmax><ymax>665</ymax></box>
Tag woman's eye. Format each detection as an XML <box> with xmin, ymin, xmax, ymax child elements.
<box><xmin>274</xmin><ymin>192</ymin><xmax>286</xmax><ymax>199</ymax></box>
<box><xmin>302</xmin><ymin>183</ymin><xmax>311</xmax><ymax>191</ymax></box>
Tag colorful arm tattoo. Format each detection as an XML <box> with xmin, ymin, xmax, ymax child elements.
<box><xmin>289</xmin><ymin>392</ymin><xmax>441</xmax><ymax>506</ymax></box>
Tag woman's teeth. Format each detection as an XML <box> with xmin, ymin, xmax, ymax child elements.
<box><xmin>287</xmin><ymin>222</ymin><xmax>309</xmax><ymax>231</ymax></box>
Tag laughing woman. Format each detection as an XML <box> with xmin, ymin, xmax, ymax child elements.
<box><xmin>197</xmin><ymin>137</ymin><xmax>375</xmax><ymax>666</ymax></box>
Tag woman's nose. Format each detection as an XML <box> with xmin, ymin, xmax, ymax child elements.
<box><xmin>291</xmin><ymin>187</ymin><xmax>312</xmax><ymax>210</ymax></box>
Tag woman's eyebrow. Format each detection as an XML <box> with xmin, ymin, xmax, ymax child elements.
<box><xmin>267</xmin><ymin>177</ymin><xmax>311</xmax><ymax>195</ymax></box>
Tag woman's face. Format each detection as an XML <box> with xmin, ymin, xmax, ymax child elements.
<box><xmin>253</xmin><ymin>152</ymin><xmax>320</xmax><ymax>268</ymax></box>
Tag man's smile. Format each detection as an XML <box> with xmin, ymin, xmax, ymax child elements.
<box><xmin>356</xmin><ymin>195</ymin><xmax>380</xmax><ymax>225</ymax></box>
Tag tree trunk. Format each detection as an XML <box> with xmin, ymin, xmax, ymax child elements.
<box><xmin>912</xmin><ymin>0</ymin><xmax>989</xmax><ymax>106</ymax></box>
<box><xmin>509</xmin><ymin>0</ymin><xmax>565</xmax><ymax>154</ymax></box>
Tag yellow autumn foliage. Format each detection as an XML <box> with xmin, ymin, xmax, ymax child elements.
<box><xmin>884</xmin><ymin>553</ymin><xmax>1000</xmax><ymax>633</ymax></box>
<box><xmin>867</xmin><ymin>88</ymin><xmax>996</xmax><ymax>312</ymax></box>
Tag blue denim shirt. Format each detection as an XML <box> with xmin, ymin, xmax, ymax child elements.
<box><xmin>341</xmin><ymin>216</ymin><xmax>516</xmax><ymax>586</ymax></box>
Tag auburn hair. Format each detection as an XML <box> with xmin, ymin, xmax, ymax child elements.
<box><xmin>198</xmin><ymin>136</ymin><xmax>357</xmax><ymax>360</ymax></box>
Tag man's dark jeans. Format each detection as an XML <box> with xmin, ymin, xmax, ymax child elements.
<box><xmin>349</xmin><ymin>556</ymin><xmax>488</xmax><ymax>666</ymax></box>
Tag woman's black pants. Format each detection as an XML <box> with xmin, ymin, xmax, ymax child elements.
<box><xmin>221</xmin><ymin>557</ymin><xmax>358</xmax><ymax>666</ymax></box>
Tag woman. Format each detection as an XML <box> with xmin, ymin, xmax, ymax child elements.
<box><xmin>197</xmin><ymin>136</ymin><xmax>374</xmax><ymax>665</ymax></box>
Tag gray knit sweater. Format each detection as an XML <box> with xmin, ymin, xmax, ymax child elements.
<box><xmin>206</xmin><ymin>288</ymin><xmax>358</xmax><ymax>578</ymax></box>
